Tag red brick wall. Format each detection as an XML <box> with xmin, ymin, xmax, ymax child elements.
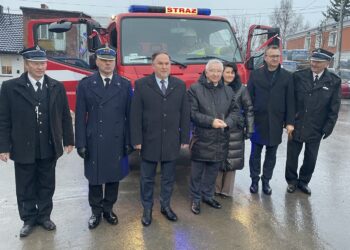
<box><xmin>286</xmin><ymin>37</ymin><xmax>305</xmax><ymax>49</ymax></box>
<box><xmin>286</xmin><ymin>26</ymin><xmax>350</xmax><ymax>54</ymax></box>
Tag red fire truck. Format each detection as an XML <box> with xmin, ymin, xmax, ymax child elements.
<box><xmin>26</xmin><ymin>5</ymin><xmax>280</xmax><ymax>112</ymax></box>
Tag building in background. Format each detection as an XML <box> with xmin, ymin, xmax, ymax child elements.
<box><xmin>286</xmin><ymin>17</ymin><xmax>350</xmax><ymax>67</ymax></box>
<box><xmin>0</xmin><ymin>5</ymin><xmax>24</xmax><ymax>86</ymax></box>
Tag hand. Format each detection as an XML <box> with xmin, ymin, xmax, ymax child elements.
<box><xmin>181</xmin><ymin>144</ymin><xmax>189</xmax><ymax>149</ymax></box>
<box><xmin>323</xmin><ymin>133</ymin><xmax>330</xmax><ymax>140</ymax></box>
<box><xmin>134</xmin><ymin>144</ymin><xmax>142</xmax><ymax>150</ymax></box>
<box><xmin>64</xmin><ymin>145</ymin><xmax>74</xmax><ymax>154</ymax></box>
<box><xmin>124</xmin><ymin>145</ymin><xmax>135</xmax><ymax>155</ymax></box>
<box><xmin>0</xmin><ymin>153</ymin><xmax>10</xmax><ymax>162</ymax></box>
<box><xmin>245</xmin><ymin>133</ymin><xmax>252</xmax><ymax>140</ymax></box>
<box><xmin>286</xmin><ymin>124</ymin><xmax>294</xmax><ymax>140</ymax></box>
<box><xmin>77</xmin><ymin>147</ymin><xmax>89</xmax><ymax>159</ymax></box>
<box><xmin>212</xmin><ymin>119</ymin><xmax>227</xmax><ymax>129</ymax></box>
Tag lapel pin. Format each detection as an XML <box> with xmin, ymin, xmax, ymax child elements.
<box><xmin>117</xmin><ymin>82</ymin><xmax>120</xmax><ymax>86</ymax></box>
<box><xmin>322</xmin><ymin>86</ymin><xmax>329</xmax><ymax>90</ymax></box>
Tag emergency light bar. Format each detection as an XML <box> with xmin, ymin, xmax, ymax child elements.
<box><xmin>128</xmin><ymin>5</ymin><xmax>211</xmax><ymax>16</ymax></box>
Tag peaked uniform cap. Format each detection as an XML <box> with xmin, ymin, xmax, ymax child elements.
<box><xmin>310</xmin><ymin>48</ymin><xmax>333</xmax><ymax>62</ymax></box>
<box><xmin>20</xmin><ymin>45</ymin><xmax>47</xmax><ymax>61</ymax></box>
<box><xmin>95</xmin><ymin>44</ymin><xmax>116</xmax><ymax>60</ymax></box>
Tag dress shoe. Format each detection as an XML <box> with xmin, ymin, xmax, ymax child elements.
<box><xmin>262</xmin><ymin>182</ymin><xmax>272</xmax><ymax>195</ymax></box>
<box><xmin>191</xmin><ymin>201</ymin><xmax>200</xmax><ymax>215</ymax></box>
<box><xmin>214</xmin><ymin>192</ymin><xmax>220</xmax><ymax>196</ymax></box>
<box><xmin>20</xmin><ymin>224</ymin><xmax>35</xmax><ymax>237</ymax></box>
<box><xmin>220</xmin><ymin>193</ymin><xmax>229</xmax><ymax>199</ymax></box>
<box><xmin>103</xmin><ymin>211</ymin><xmax>118</xmax><ymax>225</ymax></box>
<box><xmin>39</xmin><ymin>219</ymin><xmax>56</xmax><ymax>231</ymax></box>
<box><xmin>141</xmin><ymin>209</ymin><xmax>152</xmax><ymax>226</ymax></box>
<box><xmin>88</xmin><ymin>214</ymin><xmax>101</xmax><ymax>229</ymax></box>
<box><xmin>287</xmin><ymin>184</ymin><xmax>297</xmax><ymax>193</ymax></box>
<box><xmin>202</xmin><ymin>198</ymin><xmax>221</xmax><ymax>209</ymax></box>
<box><xmin>160</xmin><ymin>207</ymin><xmax>178</xmax><ymax>221</ymax></box>
<box><xmin>250</xmin><ymin>182</ymin><xmax>259</xmax><ymax>193</ymax></box>
<box><xmin>298</xmin><ymin>183</ymin><xmax>311</xmax><ymax>195</ymax></box>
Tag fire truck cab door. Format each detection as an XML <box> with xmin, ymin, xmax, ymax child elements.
<box><xmin>245</xmin><ymin>25</ymin><xmax>281</xmax><ymax>70</ymax></box>
<box><xmin>28</xmin><ymin>18</ymin><xmax>102</xmax><ymax>111</ymax></box>
<box><xmin>29</xmin><ymin>18</ymin><xmax>102</xmax><ymax>71</ymax></box>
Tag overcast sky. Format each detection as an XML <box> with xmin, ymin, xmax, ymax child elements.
<box><xmin>1</xmin><ymin>0</ymin><xmax>330</xmax><ymax>27</ymax></box>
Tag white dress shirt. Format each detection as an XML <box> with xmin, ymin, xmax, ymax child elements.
<box><xmin>313</xmin><ymin>71</ymin><xmax>324</xmax><ymax>81</ymax></box>
<box><xmin>27</xmin><ymin>73</ymin><xmax>44</xmax><ymax>91</ymax></box>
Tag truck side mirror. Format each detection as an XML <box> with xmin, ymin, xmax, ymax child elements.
<box><xmin>246</xmin><ymin>57</ymin><xmax>254</xmax><ymax>70</ymax></box>
<box><xmin>49</xmin><ymin>21</ymin><xmax>72</xmax><ymax>33</ymax></box>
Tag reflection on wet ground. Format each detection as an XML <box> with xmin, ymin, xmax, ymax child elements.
<box><xmin>0</xmin><ymin>101</ymin><xmax>349</xmax><ymax>249</ymax></box>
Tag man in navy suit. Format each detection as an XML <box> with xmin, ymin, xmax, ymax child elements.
<box><xmin>130</xmin><ymin>52</ymin><xmax>190</xmax><ymax>226</ymax></box>
<box><xmin>75</xmin><ymin>44</ymin><xmax>132</xmax><ymax>229</ymax></box>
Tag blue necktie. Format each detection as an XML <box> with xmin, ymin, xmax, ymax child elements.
<box><xmin>160</xmin><ymin>79</ymin><xmax>167</xmax><ymax>95</ymax></box>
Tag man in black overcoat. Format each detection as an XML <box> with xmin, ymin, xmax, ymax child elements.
<box><xmin>285</xmin><ymin>48</ymin><xmax>341</xmax><ymax>195</ymax></box>
<box><xmin>0</xmin><ymin>46</ymin><xmax>74</xmax><ymax>237</ymax></box>
<box><xmin>75</xmin><ymin>45</ymin><xmax>132</xmax><ymax>229</ymax></box>
<box><xmin>247</xmin><ymin>45</ymin><xmax>295</xmax><ymax>195</ymax></box>
<box><xmin>130</xmin><ymin>52</ymin><xmax>190</xmax><ymax>226</ymax></box>
<box><xmin>188</xmin><ymin>59</ymin><xmax>239</xmax><ymax>215</ymax></box>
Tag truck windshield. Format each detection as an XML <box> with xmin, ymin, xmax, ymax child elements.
<box><xmin>121</xmin><ymin>17</ymin><xmax>242</xmax><ymax>65</ymax></box>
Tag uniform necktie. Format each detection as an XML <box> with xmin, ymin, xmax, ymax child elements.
<box><xmin>160</xmin><ymin>79</ymin><xmax>166</xmax><ymax>95</ymax></box>
<box><xmin>36</xmin><ymin>81</ymin><xmax>41</xmax><ymax>92</ymax></box>
<box><xmin>313</xmin><ymin>75</ymin><xmax>319</xmax><ymax>87</ymax></box>
<box><xmin>105</xmin><ymin>78</ymin><xmax>110</xmax><ymax>89</ymax></box>
<box><xmin>36</xmin><ymin>81</ymin><xmax>43</xmax><ymax>99</ymax></box>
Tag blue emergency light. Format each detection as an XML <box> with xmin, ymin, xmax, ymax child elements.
<box><xmin>128</xmin><ymin>5</ymin><xmax>211</xmax><ymax>16</ymax></box>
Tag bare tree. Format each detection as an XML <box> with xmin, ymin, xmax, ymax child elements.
<box><xmin>229</xmin><ymin>15</ymin><xmax>262</xmax><ymax>55</ymax></box>
<box><xmin>269</xmin><ymin>0</ymin><xmax>309</xmax><ymax>48</ymax></box>
<box><xmin>230</xmin><ymin>15</ymin><xmax>250</xmax><ymax>54</ymax></box>
<box><xmin>323</xmin><ymin>0</ymin><xmax>350</xmax><ymax>22</ymax></box>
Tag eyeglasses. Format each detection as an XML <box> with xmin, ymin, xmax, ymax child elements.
<box><xmin>266</xmin><ymin>55</ymin><xmax>280</xmax><ymax>59</ymax></box>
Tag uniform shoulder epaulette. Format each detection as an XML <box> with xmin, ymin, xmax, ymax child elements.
<box><xmin>80</xmin><ymin>75</ymin><xmax>92</xmax><ymax>82</ymax></box>
<box><xmin>328</xmin><ymin>70</ymin><xmax>341</xmax><ymax>80</ymax></box>
<box><xmin>295</xmin><ymin>68</ymin><xmax>308</xmax><ymax>73</ymax></box>
<box><xmin>120</xmin><ymin>76</ymin><xmax>130</xmax><ymax>82</ymax></box>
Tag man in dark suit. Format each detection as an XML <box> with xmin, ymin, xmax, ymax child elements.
<box><xmin>0</xmin><ymin>46</ymin><xmax>74</xmax><ymax>237</ymax></box>
<box><xmin>285</xmin><ymin>48</ymin><xmax>341</xmax><ymax>195</ymax></box>
<box><xmin>130</xmin><ymin>52</ymin><xmax>190</xmax><ymax>226</ymax></box>
<box><xmin>247</xmin><ymin>45</ymin><xmax>295</xmax><ymax>195</ymax></box>
<box><xmin>75</xmin><ymin>44</ymin><xmax>132</xmax><ymax>229</ymax></box>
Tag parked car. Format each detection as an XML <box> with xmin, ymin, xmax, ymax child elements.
<box><xmin>328</xmin><ymin>68</ymin><xmax>350</xmax><ymax>99</ymax></box>
<box><xmin>282</xmin><ymin>60</ymin><xmax>298</xmax><ymax>72</ymax></box>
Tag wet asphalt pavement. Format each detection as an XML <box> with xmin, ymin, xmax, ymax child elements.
<box><xmin>0</xmin><ymin>100</ymin><xmax>349</xmax><ymax>250</ymax></box>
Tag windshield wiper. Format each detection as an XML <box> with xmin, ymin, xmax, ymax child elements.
<box><xmin>186</xmin><ymin>55</ymin><xmax>230</xmax><ymax>63</ymax></box>
<box><xmin>170</xmin><ymin>58</ymin><xmax>187</xmax><ymax>68</ymax></box>
<box><xmin>130</xmin><ymin>56</ymin><xmax>187</xmax><ymax>68</ymax></box>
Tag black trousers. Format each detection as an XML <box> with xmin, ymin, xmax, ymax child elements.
<box><xmin>140</xmin><ymin>159</ymin><xmax>176</xmax><ymax>209</ymax></box>
<box><xmin>285</xmin><ymin>139</ymin><xmax>321</xmax><ymax>185</ymax></box>
<box><xmin>190</xmin><ymin>160</ymin><xmax>222</xmax><ymax>202</ymax></box>
<box><xmin>249</xmin><ymin>142</ymin><xmax>279</xmax><ymax>183</ymax></box>
<box><xmin>14</xmin><ymin>158</ymin><xmax>56</xmax><ymax>225</ymax></box>
<box><xmin>89</xmin><ymin>182</ymin><xmax>119</xmax><ymax>215</ymax></box>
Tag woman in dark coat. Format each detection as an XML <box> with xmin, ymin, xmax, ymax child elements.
<box><xmin>215</xmin><ymin>62</ymin><xmax>254</xmax><ymax>197</ymax></box>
